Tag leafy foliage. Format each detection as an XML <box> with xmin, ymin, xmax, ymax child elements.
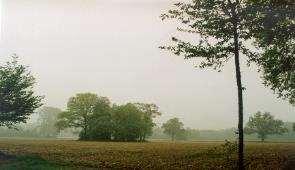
<box><xmin>134</xmin><ymin>103</ymin><xmax>162</xmax><ymax>141</ymax></box>
<box><xmin>112</xmin><ymin>103</ymin><xmax>143</xmax><ymax>141</ymax></box>
<box><xmin>36</xmin><ymin>107</ymin><xmax>62</xmax><ymax>138</ymax></box>
<box><xmin>245</xmin><ymin>112</ymin><xmax>288</xmax><ymax>141</ymax></box>
<box><xmin>80</xmin><ymin>96</ymin><xmax>113</xmax><ymax>141</ymax></box>
<box><xmin>0</xmin><ymin>56</ymin><xmax>43</xmax><ymax>127</ymax></box>
<box><xmin>56</xmin><ymin>93</ymin><xmax>160</xmax><ymax>141</ymax></box>
<box><xmin>246</xmin><ymin>1</ymin><xmax>295</xmax><ymax>104</ymax></box>
<box><xmin>160</xmin><ymin>0</ymin><xmax>293</xmax><ymax>71</ymax></box>
<box><xmin>160</xmin><ymin>0</ymin><xmax>254</xmax><ymax>70</ymax></box>
<box><xmin>162</xmin><ymin>118</ymin><xmax>185</xmax><ymax>141</ymax></box>
<box><xmin>161</xmin><ymin>1</ymin><xmax>294</xmax><ymax>167</ymax></box>
<box><xmin>56</xmin><ymin>93</ymin><xmax>113</xmax><ymax>140</ymax></box>
<box><xmin>112</xmin><ymin>103</ymin><xmax>160</xmax><ymax>141</ymax></box>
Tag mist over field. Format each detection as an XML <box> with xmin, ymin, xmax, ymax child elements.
<box><xmin>0</xmin><ymin>0</ymin><xmax>294</xmax><ymax>169</ymax></box>
<box><xmin>0</xmin><ymin>0</ymin><xmax>294</xmax><ymax>131</ymax></box>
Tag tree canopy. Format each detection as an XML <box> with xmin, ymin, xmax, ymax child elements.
<box><xmin>83</xmin><ymin>97</ymin><xmax>113</xmax><ymax>141</ymax></box>
<box><xmin>112</xmin><ymin>103</ymin><xmax>161</xmax><ymax>142</ymax></box>
<box><xmin>247</xmin><ymin>0</ymin><xmax>295</xmax><ymax>104</ymax></box>
<box><xmin>245</xmin><ymin>112</ymin><xmax>288</xmax><ymax>141</ymax></box>
<box><xmin>134</xmin><ymin>103</ymin><xmax>162</xmax><ymax>141</ymax></box>
<box><xmin>56</xmin><ymin>93</ymin><xmax>160</xmax><ymax>141</ymax></box>
<box><xmin>0</xmin><ymin>56</ymin><xmax>43</xmax><ymax>128</ymax></box>
<box><xmin>162</xmin><ymin>118</ymin><xmax>185</xmax><ymax>141</ymax></box>
<box><xmin>161</xmin><ymin>0</ymin><xmax>294</xmax><ymax>168</ymax></box>
<box><xmin>112</xmin><ymin>103</ymin><xmax>143</xmax><ymax>141</ymax></box>
<box><xmin>56</xmin><ymin>93</ymin><xmax>112</xmax><ymax>140</ymax></box>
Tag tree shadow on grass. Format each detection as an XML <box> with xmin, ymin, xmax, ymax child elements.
<box><xmin>0</xmin><ymin>153</ymin><xmax>70</xmax><ymax>170</ymax></box>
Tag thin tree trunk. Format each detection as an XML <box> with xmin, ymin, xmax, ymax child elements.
<box><xmin>234</xmin><ymin>31</ymin><xmax>244</xmax><ymax>170</ymax></box>
<box><xmin>261</xmin><ymin>135</ymin><xmax>265</xmax><ymax>142</ymax></box>
<box><xmin>234</xmin><ymin>14</ymin><xmax>244</xmax><ymax>170</ymax></box>
<box><xmin>229</xmin><ymin>1</ymin><xmax>244</xmax><ymax>169</ymax></box>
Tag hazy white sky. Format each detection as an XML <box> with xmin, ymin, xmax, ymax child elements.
<box><xmin>0</xmin><ymin>0</ymin><xmax>294</xmax><ymax>129</ymax></box>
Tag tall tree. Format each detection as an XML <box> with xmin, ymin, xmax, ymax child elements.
<box><xmin>134</xmin><ymin>103</ymin><xmax>161</xmax><ymax>141</ymax></box>
<box><xmin>162</xmin><ymin>118</ymin><xmax>184</xmax><ymax>141</ymax></box>
<box><xmin>244</xmin><ymin>112</ymin><xmax>288</xmax><ymax>142</ymax></box>
<box><xmin>37</xmin><ymin>106</ymin><xmax>62</xmax><ymax>138</ymax></box>
<box><xmin>56</xmin><ymin>93</ymin><xmax>112</xmax><ymax>140</ymax></box>
<box><xmin>160</xmin><ymin>0</ymin><xmax>293</xmax><ymax>168</ymax></box>
<box><xmin>0</xmin><ymin>56</ymin><xmax>42</xmax><ymax>128</ymax></box>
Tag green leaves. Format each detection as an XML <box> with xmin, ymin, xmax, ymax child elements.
<box><xmin>259</xmin><ymin>43</ymin><xmax>295</xmax><ymax>104</ymax></box>
<box><xmin>161</xmin><ymin>0</ymin><xmax>283</xmax><ymax>69</ymax></box>
<box><xmin>160</xmin><ymin>0</ymin><xmax>239</xmax><ymax>71</ymax></box>
<box><xmin>243</xmin><ymin>1</ymin><xmax>295</xmax><ymax>104</ymax></box>
<box><xmin>0</xmin><ymin>56</ymin><xmax>43</xmax><ymax>128</ymax></box>
<box><xmin>112</xmin><ymin>103</ymin><xmax>160</xmax><ymax>141</ymax></box>
<box><xmin>56</xmin><ymin>93</ymin><xmax>160</xmax><ymax>141</ymax></box>
<box><xmin>162</xmin><ymin>118</ymin><xmax>185</xmax><ymax>141</ymax></box>
<box><xmin>56</xmin><ymin>93</ymin><xmax>113</xmax><ymax>140</ymax></box>
<box><xmin>161</xmin><ymin>37</ymin><xmax>233</xmax><ymax>70</ymax></box>
<box><xmin>161</xmin><ymin>0</ymin><xmax>295</xmax><ymax>103</ymax></box>
<box><xmin>245</xmin><ymin>111</ymin><xmax>288</xmax><ymax>141</ymax></box>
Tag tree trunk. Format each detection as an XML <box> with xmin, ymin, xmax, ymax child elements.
<box><xmin>229</xmin><ymin>1</ymin><xmax>244</xmax><ymax>169</ymax></box>
<box><xmin>234</xmin><ymin>42</ymin><xmax>244</xmax><ymax>170</ymax></box>
<box><xmin>260</xmin><ymin>134</ymin><xmax>265</xmax><ymax>142</ymax></box>
<box><xmin>233</xmin><ymin>23</ymin><xmax>244</xmax><ymax>170</ymax></box>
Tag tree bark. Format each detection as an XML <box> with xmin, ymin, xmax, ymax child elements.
<box><xmin>234</xmin><ymin>35</ymin><xmax>244</xmax><ymax>170</ymax></box>
<box><xmin>229</xmin><ymin>1</ymin><xmax>244</xmax><ymax>169</ymax></box>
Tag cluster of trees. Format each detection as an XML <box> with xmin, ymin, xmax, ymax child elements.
<box><xmin>0</xmin><ymin>57</ymin><xmax>291</xmax><ymax>144</ymax></box>
<box><xmin>0</xmin><ymin>58</ymin><xmax>162</xmax><ymax>141</ymax></box>
<box><xmin>0</xmin><ymin>0</ymin><xmax>294</xmax><ymax>166</ymax></box>
<box><xmin>56</xmin><ymin>93</ymin><xmax>161</xmax><ymax>141</ymax></box>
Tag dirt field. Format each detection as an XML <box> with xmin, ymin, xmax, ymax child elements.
<box><xmin>0</xmin><ymin>139</ymin><xmax>294</xmax><ymax>169</ymax></box>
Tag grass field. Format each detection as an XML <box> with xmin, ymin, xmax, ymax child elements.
<box><xmin>0</xmin><ymin>139</ymin><xmax>294</xmax><ymax>169</ymax></box>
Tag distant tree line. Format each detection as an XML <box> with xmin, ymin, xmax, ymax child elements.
<box><xmin>0</xmin><ymin>109</ymin><xmax>293</xmax><ymax>143</ymax></box>
<box><xmin>151</xmin><ymin>112</ymin><xmax>292</xmax><ymax>142</ymax></box>
<box><xmin>55</xmin><ymin>93</ymin><xmax>161</xmax><ymax>142</ymax></box>
<box><xmin>0</xmin><ymin>58</ymin><xmax>291</xmax><ymax>143</ymax></box>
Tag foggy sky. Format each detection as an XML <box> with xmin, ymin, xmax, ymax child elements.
<box><xmin>0</xmin><ymin>0</ymin><xmax>294</xmax><ymax>129</ymax></box>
